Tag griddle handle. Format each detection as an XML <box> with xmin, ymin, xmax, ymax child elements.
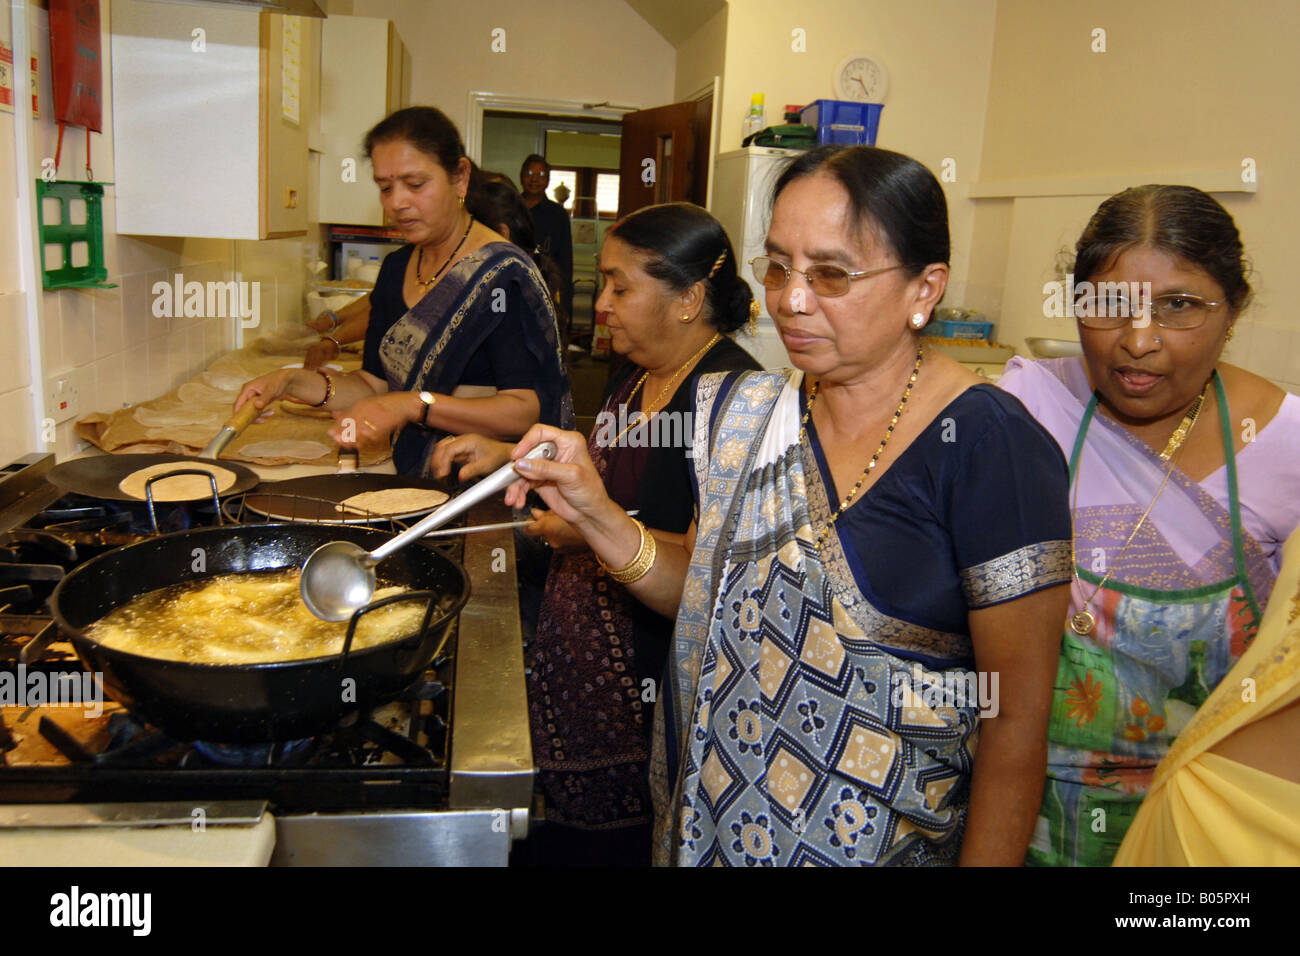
<box><xmin>143</xmin><ymin>468</ymin><xmax>222</xmax><ymax>533</ymax></box>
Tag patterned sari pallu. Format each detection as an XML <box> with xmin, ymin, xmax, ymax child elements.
<box><xmin>661</xmin><ymin>372</ymin><xmax>979</xmax><ymax>867</ymax></box>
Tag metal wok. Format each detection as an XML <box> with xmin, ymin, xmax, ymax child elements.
<box><xmin>48</xmin><ymin>523</ymin><xmax>470</xmax><ymax>743</ymax></box>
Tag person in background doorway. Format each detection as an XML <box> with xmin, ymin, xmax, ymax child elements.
<box><xmin>521</xmin><ymin>153</ymin><xmax>574</xmax><ymax>323</ymax></box>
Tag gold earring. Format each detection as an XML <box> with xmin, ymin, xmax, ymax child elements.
<box><xmin>748</xmin><ymin>300</ymin><xmax>760</xmax><ymax>335</ymax></box>
<box><xmin>680</xmin><ymin>313</ymin><xmax>693</xmax><ymax>324</ymax></box>
<box><xmin>1225</xmin><ymin>324</ymin><xmax>1236</xmax><ymax>343</ymax></box>
<box><xmin>458</xmin><ymin>196</ymin><xmax>465</xmax><ymax>209</ymax></box>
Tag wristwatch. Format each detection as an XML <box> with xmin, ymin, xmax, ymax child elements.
<box><xmin>417</xmin><ymin>390</ymin><xmax>436</xmax><ymax>426</ymax></box>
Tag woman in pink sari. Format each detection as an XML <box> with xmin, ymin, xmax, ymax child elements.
<box><xmin>1000</xmin><ymin>185</ymin><xmax>1300</xmax><ymax>866</ymax></box>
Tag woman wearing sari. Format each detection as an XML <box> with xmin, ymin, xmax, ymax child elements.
<box><xmin>1114</xmin><ymin>527</ymin><xmax>1300</xmax><ymax>866</ymax></box>
<box><xmin>235</xmin><ymin>107</ymin><xmax>573</xmax><ymax>472</ymax></box>
<box><xmin>499</xmin><ymin>145</ymin><xmax>1074</xmax><ymax>866</ymax></box>
<box><xmin>432</xmin><ymin>203</ymin><xmax>761</xmax><ymax>865</ymax></box>
<box><xmin>999</xmin><ymin>185</ymin><xmax>1300</xmax><ymax>866</ymax></box>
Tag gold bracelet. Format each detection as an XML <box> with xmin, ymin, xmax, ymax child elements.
<box><xmin>312</xmin><ymin>368</ymin><xmax>335</xmax><ymax>407</ymax></box>
<box><xmin>320</xmin><ymin>334</ymin><xmax>341</xmax><ymax>352</ymax></box>
<box><xmin>596</xmin><ymin>517</ymin><xmax>657</xmax><ymax>584</ymax></box>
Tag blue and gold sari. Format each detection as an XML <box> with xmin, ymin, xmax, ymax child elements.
<box><xmin>652</xmin><ymin>369</ymin><xmax>1072</xmax><ymax>866</ymax></box>
<box><xmin>375</xmin><ymin>241</ymin><xmax>574</xmax><ymax>475</ymax></box>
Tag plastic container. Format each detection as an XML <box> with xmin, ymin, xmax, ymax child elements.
<box><xmin>357</xmin><ymin>256</ymin><xmax>382</xmax><ymax>283</ymax></box>
<box><xmin>799</xmin><ymin>99</ymin><xmax>883</xmax><ymax>146</ymax></box>
<box><xmin>742</xmin><ymin>93</ymin><xmax>766</xmax><ymax>140</ymax></box>
<box><xmin>927</xmin><ymin>318</ymin><xmax>994</xmax><ymax>340</ymax></box>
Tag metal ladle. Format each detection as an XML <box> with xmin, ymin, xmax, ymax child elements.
<box><xmin>299</xmin><ymin>441</ymin><xmax>556</xmax><ymax>621</ymax></box>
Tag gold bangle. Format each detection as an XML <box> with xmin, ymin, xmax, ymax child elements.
<box><xmin>312</xmin><ymin>368</ymin><xmax>335</xmax><ymax>407</ymax></box>
<box><xmin>596</xmin><ymin>518</ymin><xmax>657</xmax><ymax>584</ymax></box>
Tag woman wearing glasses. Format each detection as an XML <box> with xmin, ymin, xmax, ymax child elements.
<box><xmin>999</xmin><ymin>185</ymin><xmax>1300</xmax><ymax>866</ymax></box>
<box><xmin>501</xmin><ymin>145</ymin><xmax>1074</xmax><ymax>866</ymax></box>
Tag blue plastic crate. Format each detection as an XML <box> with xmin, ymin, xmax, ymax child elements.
<box><xmin>800</xmin><ymin>99</ymin><xmax>883</xmax><ymax>146</ymax></box>
<box><xmin>928</xmin><ymin>318</ymin><xmax>993</xmax><ymax>340</ymax></box>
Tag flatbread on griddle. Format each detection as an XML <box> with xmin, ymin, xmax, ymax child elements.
<box><xmin>119</xmin><ymin>462</ymin><xmax>238</xmax><ymax>501</ymax></box>
<box><xmin>337</xmin><ymin>488</ymin><xmax>449</xmax><ymax>516</ymax></box>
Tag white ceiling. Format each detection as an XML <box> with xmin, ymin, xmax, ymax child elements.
<box><xmin>622</xmin><ymin>0</ymin><xmax>727</xmax><ymax>46</ymax></box>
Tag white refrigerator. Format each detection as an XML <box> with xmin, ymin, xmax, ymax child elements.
<box><xmin>709</xmin><ymin>146</ymin><xmax>806</xmax><ymax>371</ymax></box>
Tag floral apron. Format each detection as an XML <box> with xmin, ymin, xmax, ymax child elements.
<box><xmin>1028</xmin><ymin>373</ymin><xmax>1265</xmax><ymax>866</ymax></box>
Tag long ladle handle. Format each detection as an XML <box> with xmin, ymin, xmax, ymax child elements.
<box><xmin>366</xmin><ymin>441</ymin><xmax>556</xmax><ymax>563</ymax></box>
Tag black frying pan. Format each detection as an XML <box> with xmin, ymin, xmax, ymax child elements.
<box><xmin>48</xmin><ymin>453</ymin><xmax>261</xmax><ymax>502</ymax></box>
<box><xmin>49</xmin><ymin>523</ymin><xmax>470</xmax><ymax>743</ymax></box>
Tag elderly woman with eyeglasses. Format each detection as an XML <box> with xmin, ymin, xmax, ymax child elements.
<box><xmin>998</xmin><ymin>185</ymin><xmax>1300</xmax><ymax>867</ymax></box>
<box><xmin>500</xmin><ymin>145</ymin><xmax>1074</xmax><ymax>866</ymax></box>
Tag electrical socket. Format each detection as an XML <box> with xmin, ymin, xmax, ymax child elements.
<box><xmin>45</xmin><ymin>369</ymin><xmax>83</xmax><ymax>424</ymax></box>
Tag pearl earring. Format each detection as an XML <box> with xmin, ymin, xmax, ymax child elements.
<box><xmin>910</xmin><ymin>312</ymin><xmax>927</xmax><ymax>330</ymax></box>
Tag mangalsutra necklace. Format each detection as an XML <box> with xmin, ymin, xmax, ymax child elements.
<box><xmin>613</xmin><ymin>333</ymin><xmax>722</xmax><ymax>446</ymax></box>
<box><xmin>1068</xmin><ymin>380</ymin><xmax>1210</xmax><ymax>636</ymax></box>
<box><xmin>416</xmin><ymin>215</ymin><xmax>473</xmax><ymax>289</ymax></box>
<box><xmin>803</xmin><ymin>347</ymin><xmax>924</xmax><ymax>551</ymax></box>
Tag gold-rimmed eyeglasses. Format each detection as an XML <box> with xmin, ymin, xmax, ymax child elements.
<box><xmin>1075</xmin><ymin>291</ymin><xmax>1226</xmax><ymax>330</ymax></box>
<box><xmin>749</xmin><ymin>255</ymin><xmax>904</xmax><ymax>298</ymax></box>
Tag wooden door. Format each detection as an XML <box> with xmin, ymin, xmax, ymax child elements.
<box><xmin>617</xmin><ymin>99</ymin><xmax>709</xmax><ymax>218</ymax></box>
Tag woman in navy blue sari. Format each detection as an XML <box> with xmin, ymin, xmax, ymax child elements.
<box><xmin>236</xmin><ymin>107</ymin><xmax>573</xmax><ymax>473</ymax></box>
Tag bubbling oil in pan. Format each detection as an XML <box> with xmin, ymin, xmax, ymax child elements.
<box><xmin>87</xmin><ymin>570</ymin><xmax>440</xmax><ymax>664</ymax></box>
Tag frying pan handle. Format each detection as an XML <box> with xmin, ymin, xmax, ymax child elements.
<box><xmin>143</xmin><ymin>468</ymin><xmax>222</xmax><ymax>533</ymax></box>
<box><xmin>200</xmin><ymin>401</ymin><xmax>263</xmax><ymax>460</ymax></box>
<box><xmin>367</xmin><ymin>441</ymin><xmax>556</xmax><ymax>563</ymax></box>
<box><xmin>340</xmin><ymin>589</ymin><xmax>437</xmax><ymax>664</ymax></box>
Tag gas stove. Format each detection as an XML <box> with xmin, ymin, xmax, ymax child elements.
<box><xmin>0</xmin><ymin>454</ymin><xmax>534</xmax><ymax>865</ymax></box>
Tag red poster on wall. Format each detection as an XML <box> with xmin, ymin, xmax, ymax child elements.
<box><xmin>49</xmin><ymin>0</ymin><xmax>102</xmax><ymax>131</ymax></box>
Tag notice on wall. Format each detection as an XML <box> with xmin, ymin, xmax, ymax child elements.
<box><xmin>281</xmin><ymin>16</ymin><xmax>301</xmax><ymax>126</ymax></box>
<box><xmin>0</xmin><ymin>42</ymin><xmax>40</xmax><ymax>116</ymax></box>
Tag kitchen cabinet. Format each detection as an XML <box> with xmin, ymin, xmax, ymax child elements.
<box><xmin>111</xmin><ymin>0</ymin><xmax>317</xmax><ymax>239</ymax></box>
<box><xmin>314</xmin><ymin>15</ymin><xmax>409</xmax><ymax>227</ymax></box>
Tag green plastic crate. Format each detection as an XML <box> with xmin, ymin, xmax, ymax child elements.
<box><xmin>36</xmin><ymin>179</ymin><xmax>116</xmax><ymax>290</ymax></box>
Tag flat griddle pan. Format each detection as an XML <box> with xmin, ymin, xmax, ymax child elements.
<box><xmin>237</xmin><ymin>472</ymin><xmax>458</xmax><ymax>524</ymax></box>
<box><xmin>48</xmin><ymin>453</ymin><xmax>262</xmax><ymax>502</ymax></box>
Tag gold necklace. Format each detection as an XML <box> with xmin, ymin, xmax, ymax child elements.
<box><xmin>803</xmin><ymin>347</ymin><xmax>924</xmax><ymax>550</ymax></box>
<box><xmin>1068</xmin><ymin>380</ymin><xmax>1210</xmax><ymax>636</ymax></box>
<box><xmin>612</xmin><ymin>333</ymin><xmax>722</xmax><ymax>446</ymax></box>
<box><xmin>416</xmin><ymin>215</ymin><xmax>473</xmax><ymax>289</ymax></box>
